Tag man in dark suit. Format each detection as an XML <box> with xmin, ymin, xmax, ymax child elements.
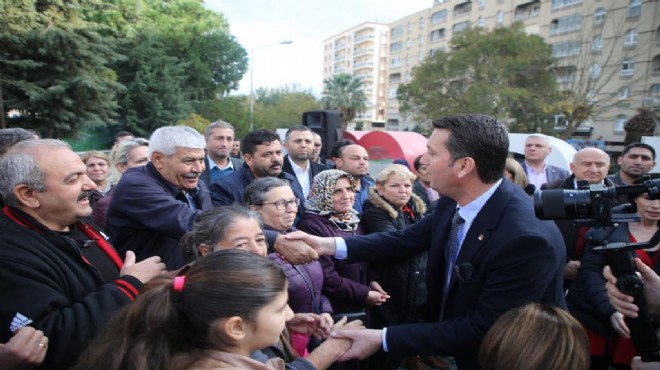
<box><xmin>285</xmin><ymin>114</ymin><xmax>565</xmax><ymax>370</ymax></box>
<box><xmin>521</xmin><ymin>134</ymin><xmax>569</xmax><ymax>190</ymax></box>
<box><xmin>282</xmin><ymin>125</ymin><xmax>326</xmax><ymax>199</ymax></box>
<box><xmin>200</xmin><ymin>120</ymin><xmax>244</xmax><ymax>186</ymax></box>
<box><xmin>542</xmin><ymin>147</ymin><xmax>614</xmax><ymax>287</ymax></box>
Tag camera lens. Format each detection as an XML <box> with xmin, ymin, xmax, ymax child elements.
<box><xmin>534</xmin><ymin>189</ymin><xmax>592</xmax><ymax>220</ymax></box>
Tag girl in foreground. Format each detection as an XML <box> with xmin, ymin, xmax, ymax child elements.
<box><xmin>74</xmin><ymin>250</ymin><xmax>342</xmax><ymax>370</ymax></box>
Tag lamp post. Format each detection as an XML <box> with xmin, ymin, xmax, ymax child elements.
<box><xmin>249</xmin><ymin>40</ymin><xmax>293</xmax><ymax>131</ymax></box>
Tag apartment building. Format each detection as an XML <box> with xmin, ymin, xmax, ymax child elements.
<box><xmin>323</xmin><ymin>0</ymin><xmax>660</xmax><ymax>144</ymax></box>
<box><xmin>322</xmin><ymin>22</ymin><xmax>390</xmax><ymax>130</ymax></box>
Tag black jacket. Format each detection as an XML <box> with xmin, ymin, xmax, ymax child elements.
<box><xmin>282</xmin><ymin>155</ymin><xmax>326</xmax><ymax>194</ymax></box>
<box><xmin>199</xmin><ymin>155</ymin><xmax>244</xmax><ymax>187</ymax></box>
<box><xmin>566</xmin><ymin>223</ymin><xmax>635</xmax><ymax>337</ymax></box>
<box><xmin>361</xmin><ymin>189</ymin><xmax>428</xmax><ymax>327</ymax></box>
<box><xmin>0</xmin><ymin>207</ymin><xmax>142</xmax><ymax>369</ymax></box>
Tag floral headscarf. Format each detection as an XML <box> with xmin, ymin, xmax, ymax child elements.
<box><xmin>305</xmin><ymin>170</ymin><xmax>360</xmax><ymax>230</ymax></box>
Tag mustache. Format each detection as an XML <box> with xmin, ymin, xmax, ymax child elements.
<box><xmin>270</xmin><ymin>162</ymin><xmax>282</xmax><ymax>169</ymax></box>
<box><xmin>78</xmin><ymin>190</ymin><xmax>94</xmax><ymax>201</ymax></box>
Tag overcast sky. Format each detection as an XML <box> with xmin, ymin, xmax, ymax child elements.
<box><xmin>205</xmin><ymin>0</ymin><xmax>431</xmax><ymax>96</ymax></box>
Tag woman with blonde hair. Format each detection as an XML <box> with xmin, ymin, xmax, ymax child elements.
<box><xmin>505</xmin><ymin>158</ymin><xmax>533</xmax><ymax>194</ymax></box>
<box><xmin>479</xmin><ymin>303</ymin><xmax>589</xmax><ymax>370</ymax></box>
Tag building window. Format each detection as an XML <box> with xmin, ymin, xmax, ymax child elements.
<box><xmin>588</xmin><ymin>64</ymin><xmax>602</xmax><ymax>79</ymax></box>
<box><xmin>430</xmin><ymin>28</ymin><xmax>446</xmax><ymax>42</ymax></box>
<box><xmin>431</xmin><ymin>9</ymin><xmax>448</xmax><ymax>24</ymax></box>
<box><xmin>619</xmin><ymin>86</ymin><xmax>631</xmax><ymax>100</ymax></box>
<box><xmin>418</xmin><ymin>35</ymin><xmax>424</xmax><ymax>45</ymax></box>
<box><xmin>390</xmin><ymin>56</ymin><xmax>401</xmax><ymax>67</ymax></box>
<box><xmin>628</xmin><ymin>0</ymin><xmax>641</xmax><ymax>17</ymax></box>
<box><xmin>477</xmin><ymin>16</ymin><xmax>485</xmax><ymax>28</ymax></box>
<box><xmin>549</xmin><ymin>14</ymin><xmax>582</xmax><ymax>35</ymax></box>
<box><xmin>391</xmin><ymin>25</ymin><xmax>403</xmax><ymax>38</ymax></box>
<box><xmin>388</xmin><ymin>88</ymin><xmax>397</xmax><ymax>98</ymax></box>
<box><xmin>453</xmin><ymin>21</ymin><xmax>471</xmax><ymax>34</ymax></box>
<box><xmin>418</xmin><ymin>51</ymin><xmax>424</xmax><ymax>61</ymax></box>
<box><xmin>621</xmin><ymin>59</ymin><xmax>635</xmax><ymax>76</ymax></box>
<box><xmin>594</xmin><ymin>7</ymin><xmax>607</xmax><ymax>25</ymax></box>
<box><xmin>479</xmin><ymin>0</ymin><xmax>486</xmax><ymax>9</ymax></box>
<box><xmin>591</xmin><ymin>35</ymin><xmax>603</xmax><ymax>52</ymax></box>
<box><xmin>614</xmin><ymin>115</ymin><xmax>627</xmax><ymax>132</ymax></box>
<box><xmin>496</xmin><ymin>11</ymin><xmax>504</xmax><ymax>24</ymax></box>
<box><xmin>650</xmin><ymin>84</ymin><xmax>660</xmax><ymax>97</ymax></box>
<box><xmin>552</xmin><ymin>41</ymin><xmax>581</xmax><ymax>58</ymax></box>
<box><xmin>624</xmin><ymin>29</ymin><xmax>638</xmax><ymax>47</ymax></box>
<box><xmin>390</xmin><ymin>41</ymin><xmax>402</xmax><ymax>53</ymax></box>
<box><xmin>552</xmin><ymin>0</ymin><xmax>582</xmax><ymax>10</ymax></box>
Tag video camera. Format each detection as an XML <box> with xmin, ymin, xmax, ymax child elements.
<box><xmin>535</xmin><ymin>177</ymin><xmax>660</xmax><ymax>362</ymax></box>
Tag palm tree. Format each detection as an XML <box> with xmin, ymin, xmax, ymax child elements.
<box><xmin>322</xmin><ymin>74</ymin><xmax>367</xmax><ymax>130</ymax></box>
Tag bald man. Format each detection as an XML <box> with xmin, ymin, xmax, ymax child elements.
<box><xmin>542</xmin><ymin>147</ymin><xmax>614</xmax><ymax>288</ymax></box>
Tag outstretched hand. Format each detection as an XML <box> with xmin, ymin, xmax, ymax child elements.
<box><xmin>330</xmin><ymin>328</ymin><xmax>382</xmax><ymax>362</ymax></box>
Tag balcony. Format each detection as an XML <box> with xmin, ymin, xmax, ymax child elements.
<box><xmin>334</xmin><ymin>67</ymin><xmax>345</xmax><ymax>74</ymax></box>
<box><xmin>358</xmin><ymin>75</ymin><xmax>374</xmax><ymax>82</ymax></box>
<box><xmin>354</xmin><ymin>34</ymin><xmax>375</xmax><ymax>44</ymax></box>
<box><xmin>353</xmin><ymin>61</ymin><xmax>374</xmax><ymax>70</ymax></box>
<box><xmin>354</xmin><ymin>48</ymin><xmax>375</xmax><ymax>57</ymax></box>
<box><xmin>334</xmin><ymin>42</ymin><xmax>346</xmax><ymax>50</ymax></box>
<box><xmin>334</xmin><ymin>55</ymin><xmax>345</xmax><ymax>62</ymax></box>
<box><xmin>453</xmin><ymin>2</ymin><xmax>472</xmax><ymax>19</ymax></box>
<box><xmin>514</xmin><ymin>5</ymin><xmax>540</xmax><ymax>20</ymax></box>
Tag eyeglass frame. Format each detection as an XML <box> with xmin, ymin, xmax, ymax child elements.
<box><xmin>255</xmin><ymin>198</ymin><xmax>300</xmax><ymax>210</ymax></box>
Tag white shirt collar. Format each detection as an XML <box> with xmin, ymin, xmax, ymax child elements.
<box><xmin>207</xmin><ymin>154</ymin><xmax>234</xmax><ymax>171</ymax></box>
<box><xmin>456</xmin><ymin>179</ymin><xmax>502</xmax><ymax>242</ymax></box>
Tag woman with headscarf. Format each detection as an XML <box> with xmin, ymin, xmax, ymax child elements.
<box><xmin>297</xmin><ymin>170</ymin><xmax>389</xmax><ymax>319</ymax></box>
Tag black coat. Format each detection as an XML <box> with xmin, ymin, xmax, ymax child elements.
<box><xmin>361</xmin><ymin>189</ymin><xmax>428</xmax><ymax>326</ymax></box>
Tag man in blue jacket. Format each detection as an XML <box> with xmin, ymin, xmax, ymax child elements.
<box><xmin>106</xmin><ymin>126</ymin><xmax>212</xmax><ymax>269</ymax></box>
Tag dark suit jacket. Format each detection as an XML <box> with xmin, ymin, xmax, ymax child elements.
<box><xmin>541</xmin><ymin>174</ymin><xmax>616</xmax><ymax>261</ymax></box>
<box><xmin>521</xmin><ymin>162</ymin><xmax>569</xmax><ymax>186</ymax></box>
<box><xmin>199</xmin><ymin>156</ymin><xmax>244</xmax><ymax>187</ymax></box>
<box><xmin>344</xmin><ymin>179</ymin><xmax>566</xmax><ymax>370</ymax></box>
<box><xmin>209</xmin><ymin>163</ymin><xmax>306</xmax><ymax>219</ymax></box>
<box><xmin>282</xmin><ymin>155</ymin><xmax>326</xmax><ymax>195</ymax></box>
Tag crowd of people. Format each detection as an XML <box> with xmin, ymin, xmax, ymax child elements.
<box><xmin>0</xmin><ymin>115</ymin><xmax>658</xmax><ymax>370</ymax></box>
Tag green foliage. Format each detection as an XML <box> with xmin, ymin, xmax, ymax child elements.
<box><xmin>398</xmin><ymin>23</ymin><xmax>557</xmax><ymax>133</ymax></box>
<box><xmin>322</xmin><ymin>74</ymin><xmax>367</xmax><ymax>129</ymax></box>
<box><xmin>176</xmin><ymin>113</ymin><xmax>210</xmax><ymax>134</ymax></box>
<box><xmin>1</xmin><ymin>0</ymin><xmax>247</xmax><ymax>140</ymax></box>
<box><xmin>198</xmin><ymin>95</ymin><xmax>250</xmax><ymax>138</ymax></box>
<box><xmin>1</xmin><ymin>0</ymin><xmax>123</xmax><ymax>137</ymax></box>
<box><xmin>254</xmin><ymin>85</ymin><xmax>322</xmax><ymax>131</ymax></box>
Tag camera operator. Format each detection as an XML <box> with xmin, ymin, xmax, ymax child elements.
<box><xmin>542</xmin><ymin>147</ymin><xmax>614</xmax><ymax>287</ymax></box>
<box><xmin>605</xmin><ymin>259</ymin><xmax>660</xmax><ymax>370</ymax></box>
<box><xmin>566</xmin><ymin>174</ymin><xmax>660</xmax><ymax>369</ymax></box>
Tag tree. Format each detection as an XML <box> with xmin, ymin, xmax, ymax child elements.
<box><xmin>255</xmin><ymin>85</ymin><xmax>322</xmax><ymax>130</ymax></box>
<box><xmin>546</xmin><ymin>5</ymin><xmax>651</xmax><ymax>138</ymax></box>
<box><xmin>1</xmin><ymin>0</ymin><xmax>123</xmax><ymax>138</ymax></box>
<box><xmin>198</xmin><ymin>95</ymin><xmax>250</xmax><ymax>138</ymax></box>
<box><xmin>624</xmin><ymin>108</ymin><xmax>655</xmax><ymax>145</ymax></box>
<box><xmin>322</xmin><ymin>74</ymin><xmax>367</xmax><ymax>129</ymax></box>
<box><xmin>397</xmin><ymin>23</ymin><xmax>557</xmax><ymax>133</ymax></box>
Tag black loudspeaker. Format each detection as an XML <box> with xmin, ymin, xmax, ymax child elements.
<box><xmin>302</xmin><ymin>110</ymin><xmax>342</xmax><ymax>159</ymax></box>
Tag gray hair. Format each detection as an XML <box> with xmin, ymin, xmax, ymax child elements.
<box><xmin>0</xmin><ymin>128</ymin><xmax>35</xmax><ymax>158</ymax></box>
<box><xmin>244</xmin><ymin>177</ymin><xmax>291</xmax><ymax>206</ymax></box>
<box><xmin>107</xmin><ymin>138</ymin><xmax>150</xmax><ymax>185</ymax></box>
<box><xmin>0</xmin><ymin>139</ymin><xmax>71</xmax><ymax>207</ymax></box>
<box><xmin>179</xmin><ymin>205</ymin><xmax>264</xmax><ymax>262</ymax></box>
<box><xmin>204</xmin><ymin>120</ymin><xmax>235</xmax><ymax>139</ymax></box>
<box><xmin>148</xmin><ymin>126</ymin><xmax>206</xmax><ymax>157</ymax></box>
<box><xmin>526</xmin><ymin>134</ymin><xmax>551</xmax><ymax>147</ymax></box>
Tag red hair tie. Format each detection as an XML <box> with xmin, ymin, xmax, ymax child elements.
<box><xmin>173</xmin><ymin>276</ymin><xmax>186</xmax><ymax>292</ymax></box>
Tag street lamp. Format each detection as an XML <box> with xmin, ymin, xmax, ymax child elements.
<box><xmin>249</xmin><ymin>40</ymin><xmax>293</xmax><ymax>131</ymax></box>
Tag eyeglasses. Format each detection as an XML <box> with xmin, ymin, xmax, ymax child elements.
<box><xmin>257</xmin><ymin>198</ymin><xmax>300</xmax><ymax>210</ymax></box>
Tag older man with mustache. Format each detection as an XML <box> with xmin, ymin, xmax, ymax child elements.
<box><xmin>0</xmin><ymin>139</ymin><xmax>165</xmax><ymax>368</ymax></box>
<box><xmin>106</xmin><ymin>126</ymin><xmax>212</xmax><ymax>269</ymax></box>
